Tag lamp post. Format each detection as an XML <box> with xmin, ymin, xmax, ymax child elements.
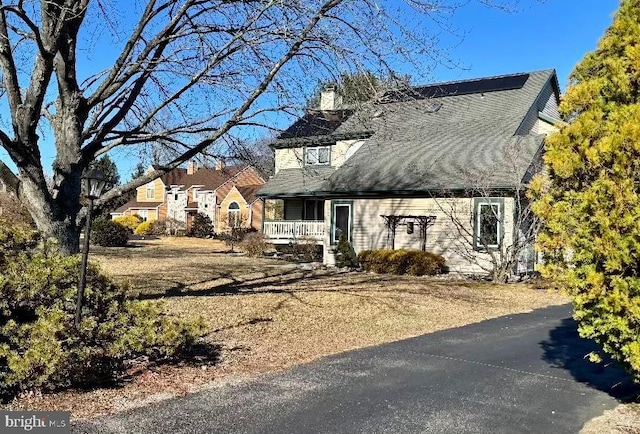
<box><xmin>75</xmin><ymin>168</ymin><xmax>108</xmax><ymax>327</ymax></box>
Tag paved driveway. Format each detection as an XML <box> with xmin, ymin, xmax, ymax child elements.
<box><xmin>73</xmin><ymin>304</ymin><xmax>637</xmax><ymax>434</ymax></box>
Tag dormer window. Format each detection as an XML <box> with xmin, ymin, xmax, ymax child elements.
<box><xmin>306</xmin><ymin>146</ymin><xmax>330</xmax><ymax>166</ymax></box>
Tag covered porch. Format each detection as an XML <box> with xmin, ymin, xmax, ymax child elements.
<box><xmin>262</xmin><ymin>198</ymin><xmax>326</xmax><ymax>244</ymax></box>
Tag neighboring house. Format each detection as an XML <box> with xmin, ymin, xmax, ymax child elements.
<box><xmin>0</xmin><ymin>160</ymin><xmax>31</xmax><ymax>224</ymax></box>
<box><xmin>0</xmin><ymin>160</ymin><xmax>19</xmax><ymax>217</ymax></box>
<box><xmin>112</xmin><ymin>165</ymin><xmax>186</xmax><ymax>222</ymax></box>
<box><xmin>166</xmin><ymin>161</ymin><xmax>265</xmax><ymax>232</ymax></box>
<box><xmin>0</xmin><ymin>160</ymin><xmax>18</xmax><ymax>195</ymax></box>
<box><xmin>114</xmin><ymin>162</ymin><xmax>265</xmax><ymax>233</ymax></box>
<box><xmin>258</xmin><ymin>69</ymin><xmax>562</xmax><ymax>274</ymax></box>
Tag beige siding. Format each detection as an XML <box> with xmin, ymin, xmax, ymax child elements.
<box><xmin>331</xmin><ymin>140</ymin><xmax>359</xmax><ymax>168</ymax></box>
<box><xmin>251</xmin><ymin>200</ymin><xmax>264</xmax><ymax>230</ymax></box>
<box><xmin>275</xmin><ymin>140</ymin><xmax>363</xmax><ymax>173</ymax></box>
<box><xmin>126</xmin><ymin>208</ymin><xmax>158</xmax><ymax>221</ymax></box>
<box><xmin>536</xmin><ymin>118</ymin><xmax>559</xmax><ymax>135</ymax></box>
<box><xmin>275</xmin><ymin>148</ymin><xmax>304</xmax><ymax>173</ymax></box>
<box><xmin>136</xmin><ymin>178</ymin><xmax>165</xmax><ymax>202</ymax></box>
<box><xmin>324</xmin><ymin>197</ymin><xmax>515</xmax><ymax>275</ymax></box>
<box><xmin>217</xmin><ymin>187</ymin><xmax>249</xmax><ymax>232</ymax></box>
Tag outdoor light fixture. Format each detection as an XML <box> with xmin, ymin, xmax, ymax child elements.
<box><xmin>406</xmin><ymin>222</ymin><xmax>414</xmax><ymax>234</ymax></box>
<box><xmin>82</xmin><ymin>167</ymin><xmax>109</xmax><ymax>199</ymax></box>
<box><xmin>75</xmin><ymin>167</ymin><xmax>108</xmax><ymax>327</ymax></box>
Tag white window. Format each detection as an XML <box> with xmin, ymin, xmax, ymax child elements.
<box><xmin>228</xmin><ymin>202</ymin><xmax>241</xmax><ymax>228</ymax></box>
<box><xmin>145</xmin><ymin>183</ymin><xmax>155</xmax><ymax>199</ymax></box>
<box><xmin>474</xmin><ymin>199</ymin><xmax>503</xmax><ymax>249</ymax></box>
<box><xmin>305</xmin><ymin>146</ymin><xmax>330</xmax><ymax>166</ymax></box>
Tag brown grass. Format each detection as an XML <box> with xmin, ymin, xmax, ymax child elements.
<box><xmin>581</xmin><ymin>403</ymin><xmax>640</xmax><ymax>434</ymax></box>
<box><xmin>5</xmin><ymin>237</ymin><xmax>569</xmax><ymax>419</ymax></box>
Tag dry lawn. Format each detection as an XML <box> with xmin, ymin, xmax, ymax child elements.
<box><xmin>581</xmin><ymin>403</ymin><xmax>640</xmax><ymax>433</ymax></box>
<box><xmin>7</xmin><ymin>237</ymin><xmax>569</xmax><ymax>419</ymax></box>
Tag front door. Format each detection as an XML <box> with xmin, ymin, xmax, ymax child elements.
<box><xmin>332</xmin><ymin>201</ymin><xmax>352</xmax><ymax>244</ymax></box>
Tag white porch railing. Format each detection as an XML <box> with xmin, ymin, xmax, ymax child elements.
<box><xmin>263</xmin><ymin>220</ymin><xmax>325</xmax><ymax>241</ymax></box>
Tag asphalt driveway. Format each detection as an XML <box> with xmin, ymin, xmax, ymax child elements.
<box><xmin>73</xmin><ymin>304</ymin><xmax>638</xmax><ymax>434</ymax></box>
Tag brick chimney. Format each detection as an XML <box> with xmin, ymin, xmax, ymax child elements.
<box><xmin>320</xmin><ymin>85</ymin><xmax>342</xmax><ymax>111</ymax></box>
<box><xmin>215</xmin><ymin>159</ymin><xmax>225</xmax><ymax>171</ymax></box>
<box><xmin>187</xmin><ymin>161</ymin><xmax>198</xmax><ymax>175</ymax></box>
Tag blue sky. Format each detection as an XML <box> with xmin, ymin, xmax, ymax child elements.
<box><xmin>430</xmin><ymin>0</ymin><xmax>619</xmax><ymax>89</ymax></box>
<box><xmin>0</xmin><ymin>0</ymin><xmax>621</xmax><ymax>179</ymax></box>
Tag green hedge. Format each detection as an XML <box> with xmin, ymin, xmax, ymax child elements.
<box><xmin>91</xmin><ymin>219</ymin><xmax>129</xmax><ymax>247</ymax></box>
<box><xmin>358</xmin><ymin>249</ymin><xmax>447</xmax><ymax>276</ymax></box>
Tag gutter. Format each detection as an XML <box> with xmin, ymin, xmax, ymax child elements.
<box><xmin>270</xmin><ymin>131</ymin><xmax>374</xmax><ymax>149</ymax></box>
<box><xmin>258</xmin><ymin>186</ymin><xmax>521</xmax><ymax>199</ymax></box>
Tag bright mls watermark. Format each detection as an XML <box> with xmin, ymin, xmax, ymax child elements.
<box><xmin>0</xmin><ymin>412</ymin><xmax>69</xmax><ymax>433</ymax></box>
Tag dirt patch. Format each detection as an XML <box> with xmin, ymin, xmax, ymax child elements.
<box><xmin>4</xmin><ymin>237</ymin><xmax>569</xmax><ymax>419</ymax></box>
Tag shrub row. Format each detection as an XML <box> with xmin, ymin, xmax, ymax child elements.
<box><xmin>134</xmin><ymin>220</ymin><xmax>153</xmax><ymax>236</ymax></box>
<box><xmin>113</xmin><ymin>215</ymin><xmax>142</xmax><ymax>231</ymax></box>
<box><xmin>358</xmin><ymin>249</ymin><xmax>447</xmax><ymax>276</ymax></box>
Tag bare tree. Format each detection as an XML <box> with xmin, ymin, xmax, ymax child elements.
<box><xmin>432</xmin><ymin>139</ymin><xmax>542</xmax><ymax>283</ymax></box>
<box><xmin>0</xmin><ymin>0</ymin><xmax>522</xmax><ymax>254</ymax></box>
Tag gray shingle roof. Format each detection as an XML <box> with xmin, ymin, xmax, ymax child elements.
<box><xmin>114</xmin><ymin>201</ymin><xmax>163</xmax><ymax>213</ymax></box>
<box><xmin>258</xmin><ymin>166</ymin><xmax>336</xmax><ymax>197</ymax></box>
<box><xmin>261</xmin><ymin>69</ymin><xmax>558</xmax><ymax>196</ymax></box>
<box><xmin>327</xmin><ymin>135</ymin><xmax>545</xmax><ymax>193</ymax></box>
<box><xmin>279</xmin><ymin>110</ymin><xmax>355</xmax><ymax>139</ymax></box>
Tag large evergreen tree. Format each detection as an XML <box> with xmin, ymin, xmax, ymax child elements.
<box><xmin>531</xmin><ymin>0</ymin><xmax>640</xmax><ymax>379</ymax></box>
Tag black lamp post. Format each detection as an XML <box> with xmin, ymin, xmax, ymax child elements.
<box><xmin>75</xmin><ymin>167</ymin><xmax>108</xmax><ymax>327</ymax></box>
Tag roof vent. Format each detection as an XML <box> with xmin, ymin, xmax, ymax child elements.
<box><xmin>423</xmin><ymin>101</ymin><xmax>442</xmax><ymax>113</ymax></box>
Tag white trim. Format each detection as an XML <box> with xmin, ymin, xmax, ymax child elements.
<box><xmin>305</xmin><ymin>146</ymin><xmax>330</xmax><ymax>166</ymax></box>
<box><xmin>331</xmin><ymin>203</ymin><xmax>352</xmax><ymax>244</ymax></box>
<box><xmin>228</xmin><ymin>201</ymin><xmax>241</xmax><ymax>228</ymax></box>
<box><xmin>145</xmin><ymin>183</ymin><xmax>155</xmax><ymax>199</ymax></box>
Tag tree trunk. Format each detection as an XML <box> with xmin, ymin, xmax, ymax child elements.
<box><xmin>18</xmin><ymin>164</ymin><xmax>82</xmax><ymax>255</ymax></box>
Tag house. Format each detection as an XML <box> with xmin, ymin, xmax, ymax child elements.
<box><xmin>0</xmin><ymin>160</ymin><xmax>19</xmax><ymax>196</ymax></box>
<box><xmin>111</xmin><ymin>165</ymin><xmax>186</xmax><ymax>222</ymax></box>
<box><xmin>113</xmin><ymin>161</ymin><xmax>265</xmax><ymax>233</ymax></box>
<box><xmin>258</xmin><ymin>69</ymin><xmax>562</xmax><ymax>274</ymax></box>
<box><xmin>165</xmin><ymin>161</ymin><xmax>265</xmax><ymax>232</ymax></box>
<box><xmin>0</xmin><ymin>160</ymin><xmax>30</xmax><ymax>222</ymax></box>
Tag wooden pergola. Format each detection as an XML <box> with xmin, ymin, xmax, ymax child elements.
<box><xmin>380</xmin><ymin>215</ymin><xmax>437</xmax><ymax>251</ymax></box>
